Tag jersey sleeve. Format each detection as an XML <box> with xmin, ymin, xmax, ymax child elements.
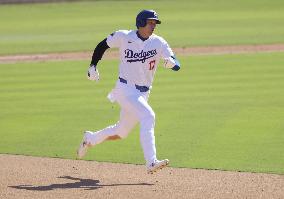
<box><xmin>106</xmin><ymin>30</ymin><xmax>127</xmax><ymax>48</ymax></box>
<box><xmin>160</xmin><ymin>37</ymin><xmax>174</xmax><ymax>59</ymax></box>
<box><xmin>159</xmin><ymin>36</ymin><xmax>181</xmax><ymax>71</ymax></box>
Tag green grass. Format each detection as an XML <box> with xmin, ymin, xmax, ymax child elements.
<box><xmin>0</xmin><ymin>52</ymin><xmax>283</xmax><ymax>174</ymax></box>
<box><xmin>0</xmin><ymin>0</ymin><xmax>284</xmax><ymax>55</ymax></box>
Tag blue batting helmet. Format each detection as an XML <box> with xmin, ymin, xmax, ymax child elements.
<box><xmin>136</xmin><ymin>10</ymin><xmax>161</xmax><ymax>29</ymax></box>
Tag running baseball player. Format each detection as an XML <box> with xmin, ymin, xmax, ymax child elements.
<box><xmin>77</xmin><ymin>10</ymin><xmax>180</xmax><ymax>174</ymax></box>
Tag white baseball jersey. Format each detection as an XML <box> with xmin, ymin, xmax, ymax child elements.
<box><xmin>106</xmin><ymin>30</ymin><xmax>174</xmax><ymax>88</ymax></box>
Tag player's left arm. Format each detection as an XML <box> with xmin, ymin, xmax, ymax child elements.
<box><xmin>164</xmin><ymin>55</ymin><xmax>180</xmax><ymax>71</ymax></box>
<box><xmin>160</xmin><ymin>39</ymin><xmax>181</xmax><ymax>71</ymax></box>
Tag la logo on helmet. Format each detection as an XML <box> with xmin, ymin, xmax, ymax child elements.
<box><xmin>153</xmin><ymin>11</ymin><xmax>158</xmax><ymax>17</ymax></box>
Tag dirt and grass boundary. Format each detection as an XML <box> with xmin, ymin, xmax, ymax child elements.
<box><xmin>1</xmin><ymin>44</ymin><xmax>284</xmax><ymax>64</ymax></box>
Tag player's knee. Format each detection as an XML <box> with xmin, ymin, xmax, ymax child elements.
<box><xmin>119</xmin><ymin>127</ymin><xmax>133</xmax><ymax>139</ymax></box>
<box><xmin>118</xmin><ymin>133</ymin><xmax>129</xmax><ymax>139</ymax></box>
<box><xmin>114</xmin><ymin>125</ymin><xmax>132</xmax><ymax>139</ymax></box>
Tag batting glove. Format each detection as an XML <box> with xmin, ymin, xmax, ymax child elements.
<box><xmin>87</xmin><ymin>64</ymin><xmax>100</xmax><ymax>81</ymax></box>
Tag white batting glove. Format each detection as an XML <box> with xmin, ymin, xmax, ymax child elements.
<box><xmin>87</xmin><ymin>64</ymin><xmax>99</xmax><ymax>81</ymax></box>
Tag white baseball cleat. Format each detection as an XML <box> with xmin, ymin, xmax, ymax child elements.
<box><xmin>76</xmin><ymin>131</ymin><xmax>93</xmax><ymax>159</ymax></box>
<box><xmin>147</xmin><ymin>159</ymin><xmax>169</xmax><ymax>174</ymax></box>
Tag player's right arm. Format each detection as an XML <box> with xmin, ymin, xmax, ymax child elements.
<box><xmin>87</xmin><ymin>30</ymin><xmax>127</xmax><ymax>81</ymax></box>
<box><xmin>87</xmin><ymin>38</ymin><xmax>110</xmax><ymax>81</ymax></box>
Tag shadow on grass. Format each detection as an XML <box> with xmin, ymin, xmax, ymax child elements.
<box><xmin>9</xmin><ymin>175</ymin><xmax>154</xmax><ymax>191</ymax></box>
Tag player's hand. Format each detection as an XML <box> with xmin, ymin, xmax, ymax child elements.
<box><xmin>163</xmin><ymin>56</ymin><xmax>180</xmax><ymax>71</ymax></box>
<box><xmin>163</xmin><ymin>57</ymin><xmax>176</xmax><ymax>68</ymax></box>
<box><xmin>87</xmin><ymin>64</ymin><xmax>100</xmax><ymax>81</ymax></box>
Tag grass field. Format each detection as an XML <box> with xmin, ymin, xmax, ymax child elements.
<box><xmin>0</xmin><ymin>0</ymin><xmax>284</xmax><ymax>55</ymax></box>
<box><xmin>0</xmin><ymin>53</ymin><xmax>283</xmax><ymax>174</ymax></box>
<box><xmin>0</xmin><ymin>0</ymin><xmax>283</xmax><ymax>175</ymax></box>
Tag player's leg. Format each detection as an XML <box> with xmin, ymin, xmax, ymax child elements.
<box><xmin>119</xmin><ymin>94</ymin><xmax>157</xmax><ymax>166</ymax></box>
<box><xmin>77</xmin><ymin>107</ymin><xmax>138</xmax><ymax>158</ymax></box>
<box><xmin>87</xmin><ymin>108</ymin><xmax>138</xmax><ymax>145</ymax></box>
<box><xmin>136</xmin><ymin>97</ymin><xmax>157</xmax><ymax>167</ymax></box>
<box><xmin>120</xmin><ymin>93</ymin><xmax>169</xmax><ymax>173</ymax></box>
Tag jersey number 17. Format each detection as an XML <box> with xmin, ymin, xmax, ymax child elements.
<box><xmin>149</xmin><ymin>60</ymin><xmax>156</xmax><ymax>70</ymax></box>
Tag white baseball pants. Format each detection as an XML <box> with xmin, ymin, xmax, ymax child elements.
<box><xmin>86</xmin><ymin>81</ymin><xmax>156</xmax><ymax>166</ymax></box>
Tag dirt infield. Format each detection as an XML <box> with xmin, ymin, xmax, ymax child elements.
<box><xmin>0</xmin><ymin>154</ymin><xmax>283</xmax><ymax>199</ymax></box>
<box><xmin>1</xmin><ymin>44</ymin><xmax>284</xmax><ymax>64</ymax></box>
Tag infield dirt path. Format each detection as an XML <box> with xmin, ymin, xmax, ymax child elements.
<box><xmin>0</xmin><ymin>44</ymin><xmax>284</xmax><ymax>64</ymax></box>
<box><xmin>0</xmin><ymin>154</ymin><xmax>283</xmax><ymax>199</ymax></box>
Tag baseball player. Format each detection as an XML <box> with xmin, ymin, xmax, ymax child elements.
<box><xmin>77</xmin><ymin>10</ymin><xmax>180</xmax><ymax>174</ymax></box>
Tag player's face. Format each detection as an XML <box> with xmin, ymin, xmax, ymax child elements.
<box><xmin>145</xmin><ymin>19</ymin><xmax>157</xmax><ymax>35</ymax></box>
<box><xmin>138</xmin><ymin>19</ymin><xmax>157</xmax><ymax>39</ymax></box>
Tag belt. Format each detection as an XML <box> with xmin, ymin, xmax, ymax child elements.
<box><xmin>119</xmin><ymin>77</ymin><xmax>149</xmax><ymax>92</ymax></box>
